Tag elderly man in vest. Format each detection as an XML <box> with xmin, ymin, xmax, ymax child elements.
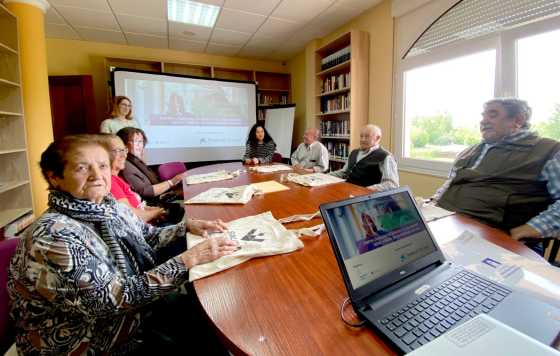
<box><xmin>330</xmin><ymin>124</ymin><xmax>399</xmax><ymax>191</ymax></box>
<box><xmin>434</xmin><ymin>98</ymin><xmax>560</xmax><ymax>253</ymax></box>
<box><xmin>291</xmin><ymin>127</ymin><xmax>329</xmax><ymax>172</ymax></box>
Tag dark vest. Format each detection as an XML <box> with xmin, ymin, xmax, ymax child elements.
<box><xmin>346</xmin><ymin>147</ymin><xmax>389</xmax><ymax>187</ymax></box>
<box><xmin>438</xmin><ymin>133</ymin><xmax>560</xmax><ymax>231</ymax></box>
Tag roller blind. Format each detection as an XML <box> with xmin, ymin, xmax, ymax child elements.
<box><xmin>405</xmin><ymin>0</ymin><xmax>560</xmax><ymax>58</ymax></box>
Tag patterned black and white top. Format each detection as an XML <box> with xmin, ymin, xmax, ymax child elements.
<box><xmin>242</xmin><ymin>141</ymin><xmax>277</xmax><ymax>164</ymax></box>
<box><xmin>8</xmin><ymin>190</ymin><xmax>189</xmax><ymax>355</ymax></box>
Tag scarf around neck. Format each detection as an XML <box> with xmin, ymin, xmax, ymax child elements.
<box><xmin>48</xmin><ymin>190</ymin><xmax>156</xmax><ymax>275</ymax></box>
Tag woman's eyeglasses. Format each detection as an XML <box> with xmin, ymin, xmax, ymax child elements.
<box><xmin>112</xmin><ymin>148</ymin><xmax>128</xmax><ymax>156</ymax></box>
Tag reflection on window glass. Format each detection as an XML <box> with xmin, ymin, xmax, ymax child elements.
<box><xmin>404</xmin><ymin>50</ymin><xmax>495</xmax><ymax>161</ymax></box>
<box><xmin>518</xmin><ymin>28</ymin><xmax>560</xmax><ymax>141</ymax></box>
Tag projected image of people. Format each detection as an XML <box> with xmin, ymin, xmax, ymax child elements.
<box><xmin>329</xmin><ymin>193</ymin><xmax>424</xmax><ymax>258</ymax></box>
<box><xmin>166</xmin><ymin>92</ymin><xmax>193</xmax><ymax>117</ymax></box>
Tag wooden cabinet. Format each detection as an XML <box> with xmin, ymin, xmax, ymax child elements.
<box><xmin>0</xmin><ymin>3</ymin><xmax>33</xmax><ymax>229</ymax></box>
<box><xmin>315</xmin><ymin>31</ymin><xmax>369</xmax><ymax>171</ymax></box>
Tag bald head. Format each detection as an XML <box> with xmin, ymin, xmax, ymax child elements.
<box><xmin>303</xmin><ymin>127</ymin><xmax>320</xmax><ymax>145</ymax></box>
<box><xmin>360</xmin><ymin>124</ymin><xmax>382</xmax><ymax>151</ymax></box>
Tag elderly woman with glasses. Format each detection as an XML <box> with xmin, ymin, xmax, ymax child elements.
<box><xmin>100</xmin><ymin>133</ymin><xmax>165</xmax><ymax>223</ymax></box>
<box><xmin>116</xmin><ymin>127</ymin><xmax>186</xmax><ymax>203</ymax></box>
<box><xmin>100</xmin><ymin>96</ymin><xmax>140</xmax><ymax>134</ymax></box>
<box><xmin>8</xmin><ymin>134</ymin><xmax>237</xmax><ymax>354</ymax></box>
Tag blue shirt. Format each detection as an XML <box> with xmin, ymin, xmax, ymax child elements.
<box><xmin>435</xmin><ymin>130</ymin><xmax>560</xmax><ymax>237</ymax></box>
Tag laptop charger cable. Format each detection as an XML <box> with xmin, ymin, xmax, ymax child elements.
<box><xmin>340</xmin><ymin>297</ymin><xmax>366</xmax><ymax>328</ymax></box>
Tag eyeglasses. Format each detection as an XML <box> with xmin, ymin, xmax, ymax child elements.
<box><xmin>112</xmin><ymin>148</ymin><xmax>128</xmax><ymax>155</ymax></box>
<box><xmin>132</xmin><ymin>140</ymin><xmax>144</xmax><ymax>145</ymax></box>
<box><xmin>119</xmin><ymin>103</ymin><xmax>132</xmax><ymax>107</ymax></box>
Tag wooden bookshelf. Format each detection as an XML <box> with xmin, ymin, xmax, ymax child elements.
<box><xmin>0</xmin><ymin>3</ymin><xmax>33</xmax><ymax>230</ymax></box>
<box><xmin>315</xmin><ymin>31</ymin><xmax>369</xmax><ymax>171</ymax></box>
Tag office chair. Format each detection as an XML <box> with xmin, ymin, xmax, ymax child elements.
<box><xmin>272</xmin><ymin>153</ymin><xmax>282</xmax><ymax>163</ymax></box>
<box><xmin>158</xmin><ymin>162</ymin><xmax>187</xmax><ymax>182</ymax></box>
<box><xmin>0</xmin><ymin>238</ymin><xmax>18</xmax><ymax>354</ymax></box>
<box><xmin>544</xmin><ymin>238</ymin><xmax>560</xmax><ymax>266</ymax></box>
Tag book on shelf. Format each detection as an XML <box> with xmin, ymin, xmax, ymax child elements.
<box><xmin>0</xmin><ymin>212</ymin><xmax>34</xmax><ymax>239</ymax></box>
<box><xmin>325</xmin><ymin>141</ymin><xmax>349</xmax><ymax>161</ymax></box>
<box><xmin>321</xmin><ymin>73</ymin><xmax>350</xmax><ymax>93</ymax></box>
<box><xmin>320</xmin><ymin>46</ymin><xmax>351</xmax><ymax>71</ymax></box>
<box><xmin>320</xmin><ymin>120</ymin><xmax>349</xmax><ymax>137</ymax></box>
<box><xmin>320</xmin><ymin>93</ymin><xmax>350</xmax><ymax>113</ymax></box>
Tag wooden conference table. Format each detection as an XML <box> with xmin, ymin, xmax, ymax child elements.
<box><xmin>183</xmin><ymin>162</ymin><xmax>545</xmax><ymax>356</ymax></box>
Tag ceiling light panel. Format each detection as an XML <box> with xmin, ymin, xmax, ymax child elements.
<box><xmin>168</xmin><ymin>0</ymin><xmax>221</xmax><ymax>27</ymax></box>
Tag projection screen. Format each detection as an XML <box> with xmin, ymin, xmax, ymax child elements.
<box><xmin>113</xmin><ymin>69</ymin><xmax>257</xmax><ymax>165</ymax></box>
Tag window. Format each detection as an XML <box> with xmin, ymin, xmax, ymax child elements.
<box><xmin>517</xmin><ymin>28</ymin><xmax>560</xmax><ymax>140</ymax></box>
<box><xmin>395</xmin><ymin>2</ymin><xmax>560</xmax><ymax>176</ymax></box>
<box><xmin>403</xmin><ymin>50</ymin><xmax>495</xmax><ymax>161</ymax></box>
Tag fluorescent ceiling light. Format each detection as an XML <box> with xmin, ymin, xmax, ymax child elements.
<box><xmin>168</xmin><ymin>0</ymin><xmax>220</xmax><ymax>28</ymax></box>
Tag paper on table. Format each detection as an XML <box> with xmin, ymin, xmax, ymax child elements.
<box><xmin>249</xmin><ymin>164</ymin><xmax>293</xmax><ymax>173</ymax></box>
<box><xmin>185</xmin><ymin>170</ymin><xmax>239</xmax><ymax>185</ymax></box>
<box><xmin>185</xmin><ymin>184</ymin><xmax>256</xmax><ymax>205</ymax></box>
<box><xmin>250</xmin><ymin>180</ymin><xmax>290</xmax><ymax>194</ymax></box>
<box><xmin>186</xmin><ymin>211</ymin><xmax>303</xmax><ymax>281</ymax></box>
<box><xmin>441</xmin><ymin>231</ymin><xmax>560</xmax><ymax>308</ymax></box>
<box><xmin>287</xmin><ymin>172</ymin><xmax>344</xmax><ymax>187</ymax></box>
<box><xmin>420</xmin><ymin>203</ymin><xmax>455</xmax><ymax>222</ymax></box>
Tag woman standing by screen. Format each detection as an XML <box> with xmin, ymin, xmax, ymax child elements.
<box><xmin>100</xmin><ymin>96</ymin><xmax>140</xmax><ymax>134</ymax></box>
<box><xmin>243</xmin><ymin>123</ymin><xmax>277</xmax><ymax>165</ymax></box>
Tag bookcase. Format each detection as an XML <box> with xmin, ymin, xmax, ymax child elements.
<box><xmin>0</xmin><ymin>3</ymin><xmax>34</xmax><ymax>232</ymax></box>
<box><xmin>315</xmin><ymin>31</ymin><xmax>369</xmax><ymax>171</ymax></box>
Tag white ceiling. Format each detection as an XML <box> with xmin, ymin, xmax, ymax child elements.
<box><xmin>44</xmin><ymin>0</ymin><xmax>382</xmax><ymax>61</ymax></box>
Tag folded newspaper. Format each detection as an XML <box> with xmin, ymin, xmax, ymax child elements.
<box><xmin>249</xmin><ymin>164</ymin><xmax>293</xmax><ymax>173</ymax></box>
<box><xmin>186</xmin><ymin>211</ymin><xmax>304</xmax><ymax>281</ymax></box>
<box><xmin>185</xmin><ymin>170</ymin><xmax>239</xmax><ymax>185</ymax></box>
<box><xmin>287</xmin><ymin>172</ymin><xmax>344</xmax><ymax>187</ymax></box>
<box><xmin>185</xmin><ymin>184</ymin><xmax>256</xmax><ymax>204</ymax></box>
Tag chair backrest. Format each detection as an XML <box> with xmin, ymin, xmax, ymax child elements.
<box><xmin>272</xmin><ymin>152</ymin><xmax>282</xmax><ymax>163</ymax></box>
<box><xmin>0</xmin><ymin>238</ymin><xmax>18</xmax><ymax>352</ymax></box>
<box><xmin>158</xmin><ymin>162</ymin><xmax>187</xmax><ymax>182</ymax></box>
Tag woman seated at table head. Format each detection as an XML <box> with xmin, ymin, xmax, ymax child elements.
<box><xmin>100</xmin><ymin>95</ymin><xmax>140</xmax><ymax>134</ymax></box>
<box><xmin>98</xmin><ymin>133</ymin><xmax>166</xmax><ymax>223</ymax></box>
<box><xmin>7</xmin><ymin>134</ymin><xmax>238</xmax><ymax>355</ymax></box>
<box><xmin>116</xmin><ymin>127</ymin><xmax>187</xmax><ymax>202</ymax></box>
<box><xmin>243</xmin><ymin>123</ymin><xmax>277</xmax><ymax>165</ymax></box>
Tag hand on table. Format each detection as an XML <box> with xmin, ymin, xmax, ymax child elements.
<box><xmin>510</xmin><ymin>224</ymin><xmax>542</xmax><ymax>241</ymax></box>
<box><xmin>252</xmin><ymin>157</ymin><xmax>260</xmax><ymax>165</ymax></box>
<box><xmin>187</xmin><ymin>218</ymin><xmax>228</xmax><ymax>236</ymax></box>
<box><xmin>180</xmin><ymin>236</ymin><xmax>238</xmax><ymax>268</ymax></box>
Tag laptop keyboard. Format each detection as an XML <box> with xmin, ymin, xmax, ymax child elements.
<box><xmin>379</xmin><ymin>270</ymin><xmax>511</xmax><ymax>350</ymax></box>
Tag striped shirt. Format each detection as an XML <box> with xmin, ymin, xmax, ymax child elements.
<box><xmin>435</xmin><ymin>130</ymin><xmax>560</xmax><ymax>237</ymax></box>
<box><xmin>243</xmin><ymin>141</ymin><xmax>277</xmax><ymax>164</ymax></box>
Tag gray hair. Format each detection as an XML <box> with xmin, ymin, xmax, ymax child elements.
<box><xmin>484</xmin><ymin>98</ymin><xmax>532</xmax><ymax>129</ymax></box>
<box><xmin>364</xmin><ymin>124</ymin><xmax>382</xmax><ymax>136</ymax></box>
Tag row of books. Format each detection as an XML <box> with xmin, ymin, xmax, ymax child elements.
<box><xmin>320</xmin><ymin>94</ymin><xmax>350</xmax><ymax>113</ymax></box>
<box><xmin>257</xmin><ymin>93</ymin><xmax>288</xmax><ymax>106</ymax></box>
<box><xmin>320</xmin><ymin>120</ymin><xmax>349</xmax><ymax>137</ymax></box>
<box><xmin>325</xmin><ymin>141</ymin><xmax>349</xmax><ymax>161</ymax></box>
<box><xmin>0</xmin><ymin>212</ymin><xmax>34</xmax><ymax>239</ymax></box>
<box><xmin>320</xmin><ymin>46</ymin><xmax>351</xmax><ymax>71</ymax></box>
<box><xmin>321</xmin><ymin>73</ymin><xmax>350</xmax><ymax>93</ymax></box>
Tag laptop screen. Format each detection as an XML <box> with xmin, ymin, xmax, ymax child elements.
<box><xmin>323</xmin><ymin>190</ymin><xmax>437</xmax><ymax>290</ymax></box>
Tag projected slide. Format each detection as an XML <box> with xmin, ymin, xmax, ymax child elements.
<box><xmin>113</xmin><ymin>70</ymin><xmax>257</xmax><ymax>164</ymax></box>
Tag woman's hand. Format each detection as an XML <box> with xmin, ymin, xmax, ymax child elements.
<box><xmin>180</xmin><ymin>236</ymin><xmax>238</xmax><ymax>268</ymax></box>
<box><xmin>252</xmin><ymin>157</ymin><xmax>259</xmax><ymax>165</ymax></box>
<box><xmin>187</xmin><ymin>218</ymin><xmax>228</xmax><ymax>236</ymax></box>
<box><xmin>244</xmin><ymin>158</ymin><xmax>252</xmax><ymax>165</ymax></box>
<box><xmin>171</xmin><ymin>171</ymin><xmax>188</xmax><ymax>186</ymax></box>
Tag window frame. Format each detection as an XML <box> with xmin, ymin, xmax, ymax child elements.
<box><xmin>393</xmin><ymin>14</ymin><xmax>560</xmax><ymax>177</ymax></box>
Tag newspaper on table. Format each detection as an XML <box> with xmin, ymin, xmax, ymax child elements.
<box><xmin>287</xmin><ymin>172</ymin><xmax>344</xmax><ymax>187</ymax></box>
<box><xmin>185</xmin><ymin>184</ymin><xmax>256</xmax><ymax>205</ymax></box>
<box><xmin>249</xmin><ymin>164</ymin><xmax>293</xmax><ymax>173</ymax></box>
<box><xmin>420</xmin><ymin>203</ymin><xmax>455</xmax><ymax>222</ymax></box>
<box><xmin>185</xmin><ymin>170</ymin><xmax>240</xmax><ymax>185</ymax></box>
<box><xmin>186</xmin><ymin>211</ymin><xmax>304</xmax><ymax>281</ymax></box>
<box><xmin>440</xmin><ymin>231</ymin><xmax>560</xmax><ymax>308</ymax></box>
